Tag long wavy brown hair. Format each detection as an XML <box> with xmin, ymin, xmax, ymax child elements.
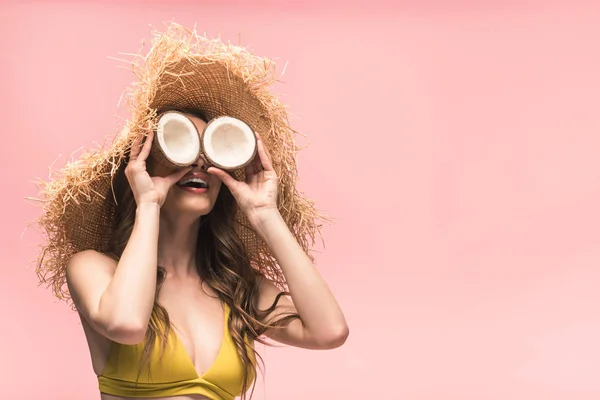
<box><xmin>108</xmin><ymin>110</ymin><xmax>299</xmax><ymax>399</ymax></box>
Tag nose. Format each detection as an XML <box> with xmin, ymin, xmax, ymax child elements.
<box><xmin>191</xmin><ymin>157</ymin><xmax>207</xmax><ymax>171</ymax></box>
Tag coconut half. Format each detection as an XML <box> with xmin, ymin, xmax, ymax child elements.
<box><xmin>201</xmin><ymin>116</ymin><xmax>257</xmax><ymax>170</ymax></box>
<box><xmin>155</xmin><ymin>111</ymin><xmax>201</xmax><ymax>166</ymax></box>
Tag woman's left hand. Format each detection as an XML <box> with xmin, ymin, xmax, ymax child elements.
<box><xmin>207</xmin><ymin>136</ymin><xmax>279</xmax><ymax>226</ymax></box>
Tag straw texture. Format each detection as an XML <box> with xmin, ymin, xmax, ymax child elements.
<box><xmin>33</xmin><ymin>23</ymin><xmax>324</xmax><ymax>302</ymax></box>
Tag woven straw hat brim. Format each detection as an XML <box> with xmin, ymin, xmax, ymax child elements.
<box><xmin>33</xmin><ymin>23</ymin><xmax>324</xmax><ymax>302</ymax></box>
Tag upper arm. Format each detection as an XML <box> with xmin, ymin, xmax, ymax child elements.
<box><xmin>66</xmin><ymin>250</ymin><xmax>119</xmax><ymax>338</ymax></box>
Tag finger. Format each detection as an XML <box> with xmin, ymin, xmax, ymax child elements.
<box><xmin>207</xmin><ymin>167</ymin><xmax>239</xmax><ymax>192</ymax></box>
<box><xmin>129</xmin><ymin>133</ymin><xmax>144</xmax><ymax>160</ymax></box>
<box><xmin>255</xmin><ymin>133</ymin><xmax>273</xmax><ymax>159</ymax></box>
<box><xmin>256</xmin><ymin>139</ymin><xmax>273</xmax><ymax>171</ymax></box>
<box><xmin>166</xmin><ymin>166</ymin><xmax>193</xmax><ymax>186</ymax></box>
<box><xmin>137</xmin><ymin>130</ymin><xmax>154</xmax><ymax>162</ymax></box>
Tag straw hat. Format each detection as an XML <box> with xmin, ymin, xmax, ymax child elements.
<box><xmin>33</xmin><ymin>23</ymin><xmax>323</xmax><ymax>302</ymax></box>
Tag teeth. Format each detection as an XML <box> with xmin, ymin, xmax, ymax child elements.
<box><xmin>178</xmin><ymin>177</ymin><xmax>208</xmax><ymax>187</ymax></box>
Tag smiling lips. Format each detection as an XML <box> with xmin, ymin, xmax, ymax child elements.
<box><xmin>177</xmin><ymin>172</ymin><xmax>210</xmax><ymax>194</ymax></box>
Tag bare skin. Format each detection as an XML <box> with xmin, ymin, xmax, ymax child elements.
<box><xmin>67</xmin><ymin>114</ymin><xmax>349</xmax><ymax>400</ymax></box>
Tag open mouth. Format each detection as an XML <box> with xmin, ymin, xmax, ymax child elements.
<box><xmin>177</xmin><ymin>177</ymin><xmax>209</xmax><ymax>189</ymax></box>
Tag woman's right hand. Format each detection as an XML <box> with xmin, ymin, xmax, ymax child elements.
<box><xmin>125</xmin><ymin>130</ymin><xmax>191</xmax><ymax>207</ymax></box>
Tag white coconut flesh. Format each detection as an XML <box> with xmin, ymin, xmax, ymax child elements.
<box><xmin>156</xmin><ymin>112</ymin><xmax>201</xmax><ymax>165</ymax></box>
<box><xmin>203</xmin><ymin>117</ymin><xmax>256</xmax><ymax>169</ymax></box>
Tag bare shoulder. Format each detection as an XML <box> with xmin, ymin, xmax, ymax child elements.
<box><xmin>66</xmin><ymin>250</ymin><xmax>117</xmax><ymax>277</ymax></box>
<box><xmin>66</xmin><ymin>250</ymin><xmax>118</xmax><ymax>314</ymax></box>
<box><xmin>255</xmin><ymin>275</ymin><xmax>279</xmax><ymax>301</ymax></box>
<box><xmin>255</xmin><ymin>275</ymin><xmax>295</xmax><ymax>311</ymax></box>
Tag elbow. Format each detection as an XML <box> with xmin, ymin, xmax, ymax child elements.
<box><xmin>104</xmin><ymin>320</ymin><xmax>148</xmax><ymax>345</ymax></box>
<box><xmin>92</xmin><ymin>301</ymin><xmax>148</xmax><ymax>345</ymax></box>
<box><xmin>317</xmin><ymin>323</ymin><xmax>349</xmax><ymax>349</ymax></box>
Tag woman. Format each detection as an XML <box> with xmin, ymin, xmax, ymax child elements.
<box><xmin>34</xmin><ymin>25</ymin><xmax>348</xmax><ymax>400</ymax></box>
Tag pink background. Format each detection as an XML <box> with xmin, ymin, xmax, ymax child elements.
<box><xmin>2</xmin><ymin>0</ymin><xmax>600</xmax><ymax>399</ymax></box>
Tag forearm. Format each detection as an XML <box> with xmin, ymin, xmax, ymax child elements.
<box><xmin>254</xmin><ymin>211</ymin><xmax>348</xmax><ymax>341</ymax></box>
<box><xmin>98</xmin><ymin>201</ymin><xmax>160</xmax><ymax>331</ymax></box>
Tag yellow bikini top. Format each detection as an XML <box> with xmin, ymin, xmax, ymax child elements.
<box><xmin>98</xmin><ymin>304</ymin><xmax>254</xmax><ymax>399</ymax></box>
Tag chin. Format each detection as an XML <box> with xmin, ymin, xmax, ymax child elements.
<box><xmin>164</xmin><ymin>186</ymin><xmax>218</xmax><ymax>217</ymax></box>
<box><xmin>177</xmin><ymin>199</ymin><xmax>214</xmax><ymax>217</ymax></box>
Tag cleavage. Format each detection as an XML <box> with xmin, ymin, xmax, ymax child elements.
<box><xmin>159</xmin><ymin>278</ymin><xmax>225</xmax><ymax>376</ymax></box>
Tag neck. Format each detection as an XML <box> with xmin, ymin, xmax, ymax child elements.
<box><xmin>157</xmin><ymin>211</ymin><xmax>202</xmax><ymax>277</ymax></box>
